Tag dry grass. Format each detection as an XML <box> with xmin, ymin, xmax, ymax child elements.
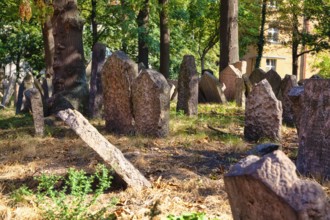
<box><xmin>0</xmin><ymin>102</ymin><xmax>305</xmax><ymax>219</ymax></box>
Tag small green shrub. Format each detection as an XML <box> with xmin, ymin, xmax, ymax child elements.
<box><xmin>167</xmin><ymin>212</ymin><xmax>207</xmax><ymax>220</ymax></box>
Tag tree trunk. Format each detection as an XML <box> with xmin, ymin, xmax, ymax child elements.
<box><xmin>91</xmin><ymin>0</ymin><xmax>98</xmax><ymax>46</ymax></box>
<box><xmin>292</xmin><ymin>14</ymin><xmax>299</xmax><ymax>76</ymax></box>
<box><xmin>57</xmin><ymin>108</ymin><xmax>152</xmax><ymax>191</ymax></box>
<box><xmin>159</xmin><ymin>0</ymin><xmax>170</xmax><ymax>79</ymax></box>
<box><xmin>137</xmin><ymin>0</ymin><xmax>149</xmax><ymax>68</ymax></box>
<box><xmin>219</xmin><ymin>0</ymin><xmax>239</xmax><ymax>73</ymax></box>
<box><xmin>255</xmin><ymin>0</ymin><xmax>267</xmax><ymax>69</ymax></box>
<box><xmin>42</xmin><ymin>15</ymin><xmax>54</xmax><ymax>78</ymax></box>
<box><xmin>121</xmin><ymin>0</ymin><xmax>128</xmax><ymax>53</ymax></box>
<box><xmin>201</xmin><ymin>53</ymin><xmax>206</xmax><ymax>73</ymax></box>
<box><xmin>51</xmin><ymin>0</ymin><xmax>89</xmax><ymax>114</ymax></box>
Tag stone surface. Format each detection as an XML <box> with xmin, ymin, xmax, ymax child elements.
<box><xmin>167</xmin><ymin>80</ymin><xmax>178</xmax><ymax>101</ymax></box>
<box><xmin>176</xmin><ymin>55</ymin><xmax>199</xmax><ymax>116</ymax></box>
<box><xmin>219</xmin><ymin>65</ymin><xmax>242</xmax><ymax>101</ymax></box>
<box><xmin>89</xmin><ymin>43</ymin><xmax>106</xmax><ymax>118</ymax></box>
<box><xmin>244</xmin><ymin>79</ymin><xmax>282</xmax><ymax>141</ymax></box>
<box><xmin>132</xmin><ymin>69</ymin><xmax>170</xmax><ymax>137</ymax></box>
<box><xmin>233</xmin><ymin>60</ymin><xmax>247</xmax><ymax>75</ymax></box>
<box><xmin>29</xmin><ymin>88</ymin><xmax>44</xmax><ymax>136</ymax></box>
<box><xmin>57</xmin><ymin>108</ymin><xmax>151</xmax><ymax>191</ymax></box>
<box><xmin>249</xmin><ymin>68</ymin><xmax>266</xmax><ymax>85</ymax></box>
<box><xmin>295</xmin><ymin>79</ymin><xmax>330</xmax><ymax>180</ymax></box>
<box><xmin>288</xmin><ymin>86</ymin><xmax>304</xmax><ymax>133</ymax></box>
<box><xmin>234</xmin><ymin>77</ymin><xmax>245</xmax><ymax>108</ymax></box>
<box><xmin>247</xmin><ymin>143</ymin><xmax>281</xmax><ymax>156</ymax></box>
<box><xmin>265</xmin><ymin>69</ymin><xmax>282</xmax><ymax>98</ymax></box>
<box><xmin>199</xmin><ymin>72</ymin><xmax>227</xmax><ymax>104</ymax></box>
<box><xmin>102</xmin><ymin>51</ymin><xmax>138</xmax><ymax>134</ymax></box>
<box><xmin>16</xmin><ymin>73</ymin><xmax>34</xmax><ymax>114</ymax></box>
<box><xmin>1</xmin><ymin>74</ymin><xmax>16</xmax><ymax>106</ymax></box>
<box><xmin>281</xmin><ymin>74</ymin><xmax>298</xmax><ymax>126</ymax></box>
<box><xmin>242</xmin><ymin>73</ymin><xmax>253</xmax><ymax>96</ymax></box>
<box><xmin>225</xmin><ymin>150</ymin><xmax>329</xmax><ymax>220</ymax></box>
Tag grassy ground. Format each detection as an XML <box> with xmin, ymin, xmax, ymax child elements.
<box><xmin>0</xmin><ymin>102</ymin><xmax>301</xmax><ymax>219</ymax></box>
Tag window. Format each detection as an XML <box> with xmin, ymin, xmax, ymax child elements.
<box><xmin>266</xmin><ymin>59</ymin><xmax>277</xmax><ymax>71</ymax></box>
<box><xmin>267</xmin><ymin>27</ymin><xmax>279</xmax><ymax>43</ymax></box>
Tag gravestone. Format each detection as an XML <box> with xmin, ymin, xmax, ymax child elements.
<box><xmin>16</xmin><ymin>73</ymin><xmax>34</xmax><ymax>114</ymax></box>
<box><xmin>29</xmin><ymin>88</ymin><xmax>44</xmax><ymax>136</ymax></box>
<box><xmin>244</xmin><ymin>79</ymin><xmax>282</xmax><ymax>141</ymax></box>
<box><xmin>89</xmin><ymin>43</ymin><xmax>106</xmax><ymax>118</ymax></box>
<box><xmin>199</xmin><ymin>72</ymin><xmax>227</xmax><ymax>104</ymax></box>
<box><xmin>168</xmin><ymin>79</ymin><xmax>178</xmax><ymax>101</ymax></box>
<box><xmin>295</xmin><ymin>79</ymin><xmax>330</xmax><ymax>180</ymax></box>
<box><xmin>225</xmin><ymin>150</ymin><xmax>329</xmax><ymax>220</ymax></box>
<box><xmin>280</xmin><ymin>75</ymin><xmax>298</xmax><ymax>126</ymax></box>
<box><xmin>249</xmin><ymin>68</ymin><xmax>266</xmax><ymax>85</ymax></box>
<box><xmin>132</xmin><ymin>69</ymin><xmax>170</xmax><ymax>137</ymax></box>
<box><xmin>235</xmin><ymin>77</ymin><xmax>246</xmax><ymax>108</ymax></box>
<box><xmin>102</xmin><ymin>51</ymin><xmax>138</xmax><ymax>134</ymax></box>
<box><xmin>265</xmin><ymin>69</ymin><xmax>282</xmax><ymax>98</ymax></box>
<box><xmin>176</xmin><ymin>55</ymin><xmax>199</xmax><ymax>116</ymax></box>
<box><xmin>2</xmin><ymin>74</ymin><xmax>16</xmax><ymax>106</ymax></box>
<box><xmin>242</xmin><ymin>73</ymin><xmax>253</xmax><ymax>96</ymax></box>
<box><xmin>233</xmin><ymin>60</ymin><xmax>247</xmax><ymax>75</ymax></box>
<box><xmin>288</xmin><ymin>86</ymin><xmax>304</xmax><ymax>134</ymax></box>
<box><xmin>219</xmin><ymin>65</ymin><xmax>242</xmax><ymax>101</ymax></box>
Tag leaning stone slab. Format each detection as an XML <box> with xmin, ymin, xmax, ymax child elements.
<box><xmin>176</xmin><ymin>55</ymin><xmax>199</xmax><ymax>116</ymax></box>
<box><xmin>233</xmin><ymin>60</ymin><xmax>247</xmax><ymax>75</ymax></box>
<box><xmin>57</xmin><ymin>108</ymin><xmax>151</xmax><ymax>191</ymax></box>
<box><xmin>199</xmin><ymin>72</ymin><xmax>227</xmax><ymax>104</ymax></box>
<box><xmin>225</xmin><ymin>150</ymin><xmax>329</xmax><ymax>220</ymax></box>
<box><xmin>281</xmin><ymin>75</ymin><xmax>298</xmax><ymax>126</ymax></box>
<box><xmin>219</xmin><ymin>65</ymin><xmax>242</xmax><ymax>101</ymax></box>
<box><xmin>244</xmin><ymin>79</ymin><xmax>282</xmax><ymax>141</ymax></box>
<box><xmin>29</xmin><ymin>88</ymin><xmax>44</xmax><ymax>137</ymax></box>
<box><xmin>295</xmin><ymin>79</ymin><xmax>330</xmax><ymax>180</ymax></box>
<box><xmin>132</xmin><ymin>69</ymin><xmax>170</xmax><ymax>137</ymax></box>
<box><xmin>249</xmin><ymin>68</ymin><xmax>266</xmax><ymax>85</ymax></box>
<box><xmin>265</xmin><ymin>69</ymin><xmax>282</xmax><ymax>98</ymax></box>
<box><xmin>102</xmin><ymin>51</ymin><xmax>138</xmax><ymax>134</ymax></box>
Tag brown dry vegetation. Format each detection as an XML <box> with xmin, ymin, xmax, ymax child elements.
<box><xmin>0</xmin><ymin>102</ymin><xmax>302</xmax><ymax>219</ymax></box>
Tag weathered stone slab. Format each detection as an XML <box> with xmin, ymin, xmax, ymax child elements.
<box><xmin>199</xmin><ymin>72</ymin><xmax>227</xmax><ymax>104</ymax></box>
<box><xmin>288</xmin><ymin>86</ymin><xmax>304</xmax><ymax>134</ymax></box>
<box><xmin>225</xmin><ymin>150</ymin><xmax>329</xmax><ymax>220</ymax></box>
<box><xmin>247</xmin><ymin>143</ymin><xmax>280</xmax><ymax>156</ymax></box>
<box><xmin>265</xmin><ymin>69</ymin><xmax>282</xmax><ymax>98</ymax></box>
<box><xmin>295</xmin><ymin>79</ymin><xmax>330</xmax><ymax>180</ymax></box>
<box><xmin>249</xmin><ymin>68</ymin><xmax>266</xmax><ymax>85</ymax></box>
<box><xmin>244</xmin><ymin>79</ymin><xmax>282</xmax><ymax>141</ymax></box>
<box><xmin>176</xmin><ymin>55</ymin><xmax>199</xmax><ymax>116</ymax></box>
<box><xmin>281</xmin><ymin>75</ymin><xmax>298</xmax><ymax>126</ymax></box>
<box><xmin>235</xmin><ymin>77</ymin><xmax>245</xmax><ymax>108</ymax></box>
<box><xmin>167</xmin><ymin>80</ymin><xmax>178</xmax><ymax>101</ymax></box>
<box><xmin>57</xmin><ymin>108</ymin><xmax>151</xmax><ymax>191</ymax></box>
<box><xmin>29</xmin><ymin>88</ymin><xmax>44</xmax><ymax>136</ymax></box>
<box><xmin>219</xmin><ymin>65</ymin><xmax>242</xmax><ymax>101</ymax></box>
<box><xmin>102</xmin><ymin>51</ymin><xmax>138</xmax><ymax>134</ymax></box>
<box><xmin>16</xmin><ymin>73</ymin><xmax>34</xmax><ymax>114</ymax></box>
<box><xmin>132</xmin><ymin>69</ymin><xmax>170</xmax><ymax>137</ymax></box>
<box><xmin>89</xmin><ymin>43</ymin><xmax>106</xmax><ymax>118</ymax></box>
<box><xmin>233</xmin><ymin>60</ymin><xmax>247</xmax><ymax>75</ymax></box>
<box><xmin>1</xmin><ymin>74</ymin><xmax>16</xmax><ymax>106</ymax></box>
<box><xmin>242</xmin><ymin>73</ymin><xmax>253</xmax><ymax>96</ymax></box>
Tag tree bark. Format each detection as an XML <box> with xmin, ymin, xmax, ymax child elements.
<box><xmin>137</xmin><ymin>0</ymin><xmax>149</xmax><ymax>68</ymax></box>
<box><xmin>51</xmin><ymin>0</ymin><xmax>89</xmax><ymax>114</ymax></box>
<box><xmin>42</xmin><ymin>15</ymin><xmax>54</xmax><ymax>78</ymax></box>
<box><xmin>91</xmin><ymin>0</ymin><xmax>98</xmax><ymax>46</ymax></box>
<box><xmin>120</xmin><ymin>0</ymin><xmax>128</xmax><ymax>53</ymax></box>
<box><xmin>219</xmin><ymin>0</ymin><xmax>239</xmax><ymax>73</ymax></box>
<box><xmin>255</xmin><ymin>0</ymin><xmax>267</xmax><ymax>69</ymax></box>
<box><xmin>159</xmin><ymin>0</ymin><xmax>170</xmax><ymax>79</ymax></box>
<box><xmin>57</xmin><ymin>108</ymin><xmax>152</xmax><ymax>191</ymax></box>
<box><xmin>292</xmin><ymin>13</ymin><xmax>299</xmax><ymax>76</ymax></box>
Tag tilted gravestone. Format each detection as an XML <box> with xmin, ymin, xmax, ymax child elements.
<box><xmin>89</xmin><ymin>42</ymin><xmax>107</xmax><ymax>118</ymax></box>
<box><xmin>295</xmin><ymin>79</ymin><xmax>330</xmax><ymax>180</ymax></box>
<box><xmin>249</xmin><ymin>68</ymin><xmax>266</xmax><ymax>85</ymax></box>
<box><xmin>265</xmin><ymin>69</ymin><xmax>282</xmax><ymax>98</ymax></box>
<box><xmin>244</xmin><ymin>79</ymin><xmax>282</xmax><ymax>141</ymax></box>
<box><xmin>176</xmin><ymin>55</ymin><xmax>199</xmax><ymax>116</ymax></box>
<box><xmin>280</xmin><ymin>74</ymin><xmax>298</xmax><ymax>126</ymax></box>
<box><xmin>199</xmin><ymin>72</ymin><xmax>227</xmax><ymax>104</ymax></box>
<box><xmin>28</xmin><ymin>88</ymin><xmax>44</xmax><ymax>136</ymax></box>
<box><xmin>225</xmin><ymin>150</ymin><xmax>329</xmax><ymax>220</ymax></box>
<box><xmin>132</xmin><ymin>69</ymin><xmax>170</xmax><ymax>137</ymax></box>
<box><xmin>102</xmin><ymin>51</ymin><xmax>138</xmax><ymax>135</ymax></box>
<box><xmin>2</xmin><ymin>74</ymin><xmax>16</xmax><ymax>106</ymax></box>
<box><xmin>233</xmin><ymin>60</ymin><xmax>247</xmax><ymax>75</ymax></box>
<box><xmin>235</xmin><ymin>77</ymin><xmax>246</xmax><ymax>108</ymax></box>
<box><xmin>167</xmin><ymin>79</ymin><xmax>178</xmax><ymax>101</ymax></box>
<box><xmin>219</xmin><ymin>65</ymin><xmax>242</xmax><ymax>101</ymax></box>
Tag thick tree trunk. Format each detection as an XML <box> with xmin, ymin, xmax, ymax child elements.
<box><xmin>159</xmin><ymin>0</ymin><xmax>170</xmax><ymax>79</ymax></box>
<box><xmin>51</xmin><ymin>0</ymin><xmax>89</xmax><ymax>114</ymax></box>
<box><xmin>137</xmin><ymin>0</ymin><xmax>149</xmax><ymax>68</ymax></box>
<box><xmin>255</xmin><ymin>0</ymin><xmax>267</xmax><ymax>69</ymax></box>
<box><xmin>219</xmin><ymin>0</ymin><xmax>239</xmax><ymax>73</ymax></box>
<box><xmin>57</xmin><ymin>108</ymin><xmax>152</xmax><ymax>191</ymax></box>
<box><xmin>121</xmin><ymin>0</ymin><xmax>128</xmax><ymax>53</ymax></box>
<box><xmin>42</xmin><ymin>15</ymin><xmax>54</xmax><ymax>78</ymax></box>
<box><xmin>292</xmin><ymin>14</ymin><xmax>299</xmax><ymax>76</ymax></box>
<box><xmin>201</xmin><ymin>53</ymin><xmax>206</xmax><ymax>73</ymax></box>
<box><xmin>91</xmin><ymin>0</ymin><xmax>98</xmax><ymax>46</ymax></box>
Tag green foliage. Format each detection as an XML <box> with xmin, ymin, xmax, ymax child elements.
<box><xmin>312</xmin><ymin>52</ymin><xmax>330</xmax><ymax>78</ymax></box>
<box><xmin>35</xmin><ymin>164</ymin><xmax>115</xmax><ymax>220</ymax></box>
<box><xmin>10</xmin><ymin>185</ymin><xmax>33</xmax><ymax>205</ymax></box>
<box><xmin>167</xmin><ymin>212</ymin><xmax>208</xmax><ymax>220</ymax></box>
